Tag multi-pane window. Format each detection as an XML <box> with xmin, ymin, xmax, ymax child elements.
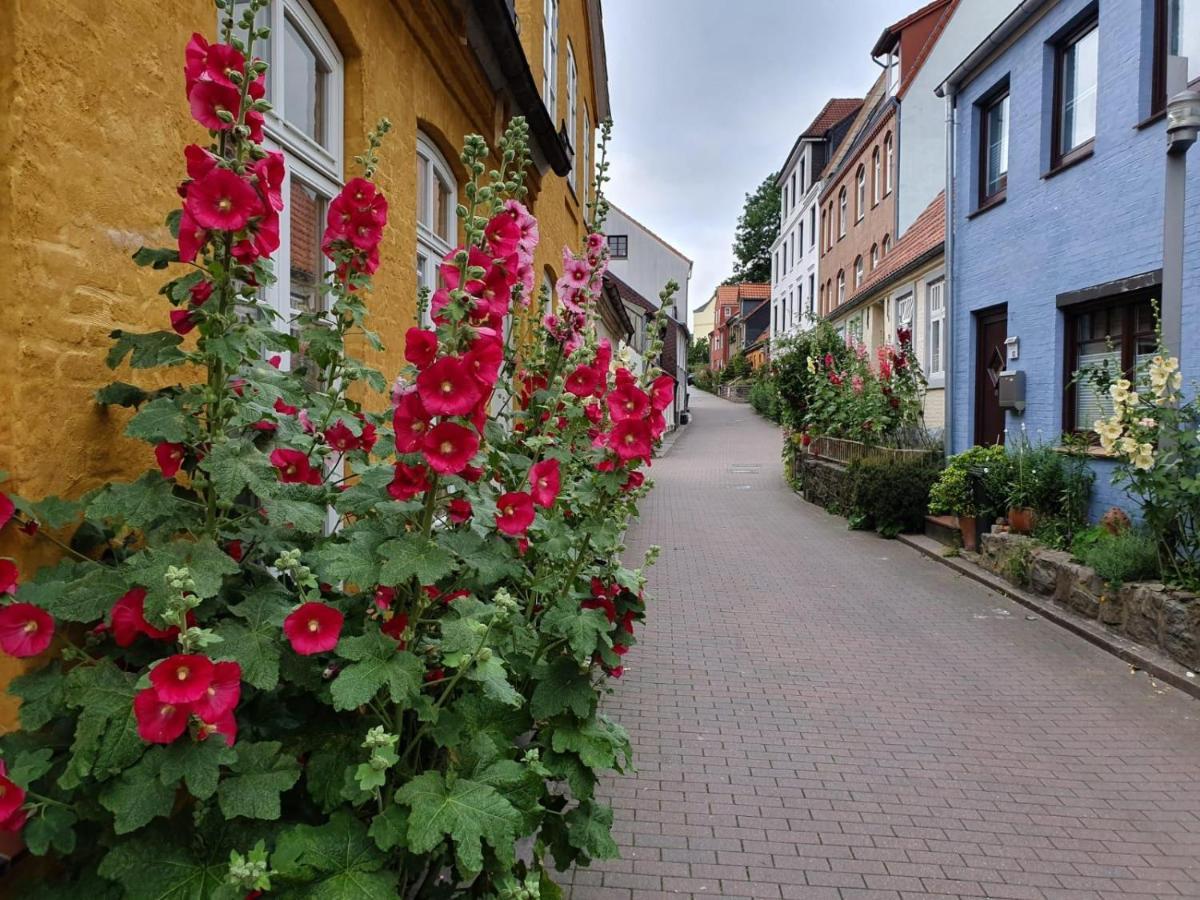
<box><xmin>607</xmin><ymin>234</ymin><xmax>628</xmax><ymax>258</ymax></box>
<box><xmin>884</xmin><ymin>134</ymin><xmax>894</xmax><ymax>194</ymax></box>
<box><xmin>927</xmin><ymin>279</ymin><xmax>945</xmax><ymax>378</ymax></box>
<box><xmin>582</xmin><ymin>108</ymin><xmax>591</xmax><ymax>214</ymax></box>
<box><xmin>566</xmin><ymin>42</ymin><xmax>577</xmax><ymax>193</ymax></box>
<box><xmin>809</xmin><ymin>206</ymin><xmax>816</xmax><ymax>248</ymax></box>
<box><xmin>872</xmin><ymin>147</ymin><xmax>881</xmax><ymax>204</ymax></box>
<box><xmin>807</xmin><ymin>274</ymin><xmax>815</xmax><ymax>316</ymax></box>
<box><xmin>838</xmin><ymin>188</ymin><xmax>847</xmax><ymax>237</ymax></box>
<box><xmin>855</xmin><ymin>166</ymin><xmax>866</xmax><ymax>221</ymax></box>
<box><xmin>542</xmin><ymin>0</ymin><xmax>559</xmax><ymax>118</ymax></box>
<box><xmin>1066</xmin><ymin>294</ymin><xmax>1157</xmax><ymax>432</ymax></box>
<box><xmin>981</xmin><ymin>90</ymin><xmax>1009</xmax><ymax>203</ymax></box>
<box><xmin>870</xmin><ymin>243</ymin><xmax>879</xmax><ymax>270</ymax></box>
<box><xmin>854</xmin><ymin>256</ymin><xmax>864</xmax><ymax>288</ymax></box>
<box><xmin>417</xmin><ymin>135</ymin><xmax>457</xmax><ymax>326</ymax></box>
<box><xmin>798</xmin><ymin>222</ymin><xmax>804</xmax><ymax>256</ymax></box>
<box><xmin>790</xmin><ymin>172</ymin><xmax>797</xmax><ymax>211</ymax></box>
<box><xmin>836</xmin><ymin>270</ymin><xmax>845</xmax><ymax>305</ymax></box>
<box><xmin>799</xmin><ymin>158</ymin><xmax>806</xmax><ymax>194</ymax></box>
<box><xmin>895</xmin><ymin>293</ymin><xmax>914</xmax><ymax>335</ymax></box>
<box><xmin>1054</xmin><ymin>19</ymin><xmax>1098</xmax><ymax>167</ymax></box>
<box><xmin>882</xmin><ymin>234</ymin><xmax>891</xmax><ymax>255</ymax></box>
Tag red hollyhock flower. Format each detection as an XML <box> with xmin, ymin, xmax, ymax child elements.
<box><xmin>0</xmin><ymin>493</ymin><xmax>13</xmax><ymax>531</ymax></box>
<box><xmin>226</xmin><ymin>540</ymin><xmax>244</xmax><ymax>562</ymax></box>
<box><xmin>186</xmin><ymin>168</ymin><xmax>261</xmax><ymax>232</ymax></box>
<box><xmin>283</xmin><ymin>602</ymin><xmax>344</xmax><ymax>655</ymax></box>
<box><xmin>495</xmin><ymin>491</ymin><xmax>535</xmax><ymax>536</ymax></box>
<box><xmin>0</xmin><ymin>560</ymin><xmax>16</xmax><ymax>596</ymax></box>
<box><xmin>178</xmin><ymin>209</ymin><xmax>209</xmax><ymax>264</ymax></box>
<box><xmin>270</xmin><ymin>448</ymin><xmax>321</xmax><ymax>485</ymax></box>
<box><xmin>417</xmin><ymin>356</ymin><xmax>483</xmax><ymax>417</ymax></box>
<box><xmin>253</xmin><ymin>151</ymin><xmax>286</xmax><ymax>212</ymax></box>
<box><xmin>274</xmin><ymin>397</ymin><xmax>299</xmax><ymax>416</ymax></box>
<box><xmin>155</xmin><ymin>442</ymin><xmax>186</xmax><ymax>478</ymax></box>
<box><xmin>622</xmin><ymin>470</ymin><xmax>645</xmax><ymax>492</ymax></box>
<box><xmin>581</xmin><ymin>596</ymin><xmax>617</xmax><ymax>624</ymax></box>
<box><xmin>170</xmin><ymin>309</ymin><xmax>198</xmax><ymax>335</ymax></box>
<box><xmin>465</xmin><ymin>337</ymin><xmax>503</xmax><ymax>389</ymax></box>
<box><xmin>423</xmin><ymin>422</ymin><xmax>480</xmax><ymax>475</ymax></box>
<box><xmin>565</xmin><ymin>365</ymin><xmax>601</xmax><ymax>398</ymax></box>
<box><xmin>0</xmin><ymin>603</ymin><xmax>54</xmax><ymax>658</ymax></box>
<box><xmin>447</xmin><ymin>498</ymin><xmax>473</xmax><ymax>524</ymax></box>
<box><xmin>192</xmin><ymin>660</ymin><xmax>241</xmax><ymax>721</ymax></box>
<box><xmin>484</xmin><ymin>211</ymin><xmax>522</xmax><ymax>258</ymax></box>
<box><xmin>607</xmin><ymin>384</ymin><xmax>651</xmax><ymax>422</ymax></box>
<box><xmin>356</xmin><ymin>417</ymin><xmax>378</xmax><ymax>452</ymax></box>
<box><xmin>197</xmin><ymin>710</ymin><xmax>238</xmax><ymax>747</ymax></box>
<box><xmin>188</xmin><ymin>78</ymin><xmax>242</xmax><ymax>132</ymax></box>
<box><xmin>189</xmin><ymin>279</ymin><xmax>214</xmax><ymax>307</ymax></box>
<box><xmin>528</xmin><ymin>459</ymin><xmax>560</xmax><ymax>509</ymax></box>
<box><xmin>388</xmin><ymin>462</ymin><xmax>431</xmax><ymax>501</ymax></box>
<box><xmin>111</xmin><ymin>587</ymin><xmax>178</xmax><ymax>647</ymax></box>
<box><xmin>461</xmin><ymin>464</ymin><xmax>484</xmax><ymax>483</ymax></box>
<box><xmin>405</xmin><ymin>328</ymin><xmax>438</xmax><ymax>369</ymax></box>
<box><xmin>611</xmin><ymin>418</ymin><xmax>654</xmax><ymax>463</ymax></box>
<box><xmin>425</xmin><ymin>667</ymin><xmax>446</xmax><ymax>684</ymax></box>
<box><xmin>393</xmin><ymin>389</ymin><xmax>432</xmax><ymax>453</ymax></box>
<box><xmin>151</xmin><ymin>654</ymin><xmax>215</xmax><ymax>704</ymax></box>
<box><xmin>0</xmin><ymin>764</ymin><xmax>27</xmax><ymax>824</ymax></box>
<box><xmin>324</xmin><ymin>420</ymin><xmax>359</xmax><ymax>453</ymax></box>
<box><xmin>134</xmin><ymin>688</ymin><xmax>191</xmax><ymax>744</ymax></box>
<box><xmin>649</xmin><ymin>374</ymin><xmax>675</xmax><ymax>411</ymax></box>
<box><xmin>381</xmin><ymin>611</ymin><xmax>408</xmax><ymax>643</ymax></box>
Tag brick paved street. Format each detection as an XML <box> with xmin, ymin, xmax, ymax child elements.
<box><xmin>565</xmin><ymin>390</ymin><xmax>1200</xmax><ymax>900</ymax></box>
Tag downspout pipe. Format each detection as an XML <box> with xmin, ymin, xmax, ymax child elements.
<box><xmin>942</xmin><ymin>88</ymin><xmax>956</xmax><ymax>459</ymax></box>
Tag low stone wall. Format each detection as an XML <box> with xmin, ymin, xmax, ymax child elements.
<box><xmin>795</xmin><ymin>455</ymin><xmax>851</xmax><ymax>513</ymax></box>
<box><xmin>718</xmin><ymin>383</ymin><xmax>751</xmax><ymax>403</ymax></box>
<box><xmin>978</xmin><ymin>532</ymin><xmax>1200</xmax><ymax>672</ymax></box>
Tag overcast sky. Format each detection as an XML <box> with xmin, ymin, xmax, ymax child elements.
<box><xmin>601</xmin><ymin>0</ymin><xmax>917</xmax><ymax>323</ymax></box>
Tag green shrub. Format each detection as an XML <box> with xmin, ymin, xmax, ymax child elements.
<box><xmin>928</xmin><ymin>445</ymin><xmax>1010</xmax><ymax>520</ymax></box>
<box><xmin>749</xmin><ymin>376</ymin><xmax>781</xmax><ymax>422</ymax></box>
<box><xmin>1072</xmin><ymin>527</ymin><xmax>1161</xmax><ymax>586</ymax></box>
<box><xmin>848</xmin><ymin>456</ymin><xmax>943</xmax><ymax>537</ymax></box>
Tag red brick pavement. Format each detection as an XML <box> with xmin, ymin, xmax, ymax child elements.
<box><xmin>564</xmin><ymin>390</ymin><xmax>1200</xmax><ymax>900</ymax></box>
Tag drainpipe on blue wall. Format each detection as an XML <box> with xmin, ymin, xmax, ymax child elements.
<box><xmin>942</xmin><ymin>89</ymin><xmax>957</xmax><ymax>458</ymax></box>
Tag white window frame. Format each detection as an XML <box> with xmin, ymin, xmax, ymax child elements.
<box><xmin>895</xmin><ymin>292</ymin><xmax>915</xmax><ymax>335</ymax></box>
<box><xmin>854</xmin><ymin>256</ymin><xmax>864</xmax><ymax>288</ymax></box>
<box><xmin>855</xmin><ymin>166</ymin><xmax>866</xmax><ymax>221</ymax></box>
<box><xmin>566</xmin><ymin>41</ymin><xmax>578</xmax><ymax>194</ymax></box>
<box><xmin>838</xmin><ymin>189</ymin><xmax>847</xmax><ymax>237</ymax></box>
<box><xmin>542</xmin><ymin>0</ymin><xmax>559</xmax><ymax>119</ymax></box>
<box><xmin>582</xmin><ymin>106</ymin><xmax>591</xmax><ymax>214</ymax></box>
<box><xmin>872</xmin><ymin>148</ymin><xmax>881</xmax><ymax>204</ymax></box>
<box><xmin>927</xmin><ymin>277</ymin><xmax>946</xmax><ymax>382</ymax></box>
<box><xmin>416</xmin><ymin>134</ymin><xmax>458</xmax><ymax>327</ymax></box>
<box><xmin>885</xmin><ymin>134</ymin><xmax>894</xmax><ymax>194</ymax></box>
<box><xmin>837</xmin><ymin>270</ymin><xmax>846</xmax><ymax>305</ymax></box>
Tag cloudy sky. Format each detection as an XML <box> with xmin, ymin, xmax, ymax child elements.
<box><xmin>601</xmin><ymin>0</ymin><xmax>917</xmax><ymax>323</ymax></box>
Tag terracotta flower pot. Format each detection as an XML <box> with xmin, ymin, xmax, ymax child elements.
<box><xmin>1007</xmin><ymin>507</ymin><xmax>1036</xmax><ymax>535</ymax></box>
<box><xmin>958</xmin><ymin>514</ymin><xmax>979</xmax><ymax>551</ymax></box>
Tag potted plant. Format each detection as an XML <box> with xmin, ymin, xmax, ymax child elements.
<box><xmin>929</xmin><ymin>445</ymin><xmax>1009</xmax><ymax>551</ymax></box>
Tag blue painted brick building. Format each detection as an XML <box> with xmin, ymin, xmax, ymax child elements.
<box><xmin>941</xmin><ymin>0</ymin><xmax>1200</xmax><ymax>516</ymax></box>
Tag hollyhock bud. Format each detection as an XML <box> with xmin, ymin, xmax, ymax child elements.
<box><xmin>417</xmin><ymin>356</ymin><xmax>483</xmax><ymax>417</ymax></box>
<box><xmin>405</xmin><ymin>328</ymin><xmax>438</xmax><ymax>369</ymax></box>
<box><xmin>0</xmin><ymin>603</ymin><xmax>54</xmax><ymax>658</ymax></box>
<box><xmin>192</xmin><ymin>660</ymin><xmax>241</xmax><ymax>721</ymax></box>
<box><xmin>283</xmin><ymin>602</ymin><xmax>344</xmax><ymax>655</ymax></box>
<box><xmin>0</xmin><ymin>560</ymin><xmax>18</xmax><ymax>596</ymax></box>
<box><xmin>388</xmin><ymin>462</ymin><xmax>431</xmax><ymax>501</ymax></box>
<box><xmin>134</xmin><ymin>688</ymin><xmax>191</xmax><ymax>744</ymax></box>
<box><xmin>155</xmin><ymin>442</ymin><xmax>187</xmax><ymax>478</ymax></box>
<box><xmin>447</xmin><ymin>498</ymin><xmax>473</xmax><ymax>524</ymax></box>
<box><xmin>186</xmin><ymin>168</ymin><xmax>261</xmax><ymax>232</ymax></box>
<box><xmin>151</xmin><ymin>654</ymin><xmax>215</xmax><ymax>704</ymax></box>
<box><xmin>528</xmin><ymin>459</ymin><xmax>560</xmax><ymax>509</ymax></box>
<box><xmin>422</xmin><ymin>422</ymin><xmax>480</xmax><ymax>475</ymax></box>
<box><xmin>495</xmin><ymin>492</ymin><xmax>535</xmax><ymax>536</ymax></box>
<box><xmin>324</xmin><ymin>420</ymin><xmax>359</xmax><ymax>453</ymax></box>
<box><xmin>270</xmin><ymin>448</ymin><xmax>322</xmax><ymax>485</ymax></box>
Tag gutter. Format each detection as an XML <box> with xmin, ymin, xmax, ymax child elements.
<box><xmin>942</xmin><ymin>88</ymin><xmax>956</xmax><ymax>458</ymax></box>
<box><xmin>827</xmin><ymin>242</ymin><xmax>944</xmax><ymax>322</ymax></box>
<box><xmin>935</xmin><ymin>0</ymin><xmax>1050</xmax><ymax>98</ymax></box>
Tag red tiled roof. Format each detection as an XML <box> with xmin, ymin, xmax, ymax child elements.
<box><xmin>800</xmin><ymin>98</ymin><xmax>864</xmax><ymax>139</ymax></box>
<box><xmin>847</xmin><ymin>192</ymin><xmax>945</xmax><ymax>303</ymax></box>
<box><xmin>873</xmin><ymin>0</ymin><xmax>954</xmax><ymax>54</ymax></box>
<box><xmin>735</xmin><ymin>283</ymin><xmax>771</xmax><ymax>299</ymax></box>
<box><xmin>897</xmin><ymin>0</ymin><xmax>961</xmax><ymax>99</ymax></box>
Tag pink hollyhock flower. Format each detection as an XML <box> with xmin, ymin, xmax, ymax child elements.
<box><xmin>170</xmin><ymin>309</ymin><xmax>198</xmax><ymax>335</ymax></box>
<box><xmin>423</xmin><ymin>422</ymin><xmax>480</xmax><ymax>475</ymax></box>
<box><xmin>283</xmin><ymin>602</ymin><xmax>344</xmax><ymax>655</ymax></box>
<box><xmin>439</xmin><ymin>246</ymin><xmax>496</xmax><ymax>292</ymax></box>
<box><xmin>611</xmin><ymin>418</ymin><xmax>654</xmax><ymax>463</ymax></box>
<box><xmin>184</xmin><ymin>33</ymin><xmax>211</xmax><ymax>89</ymax></box>
<box><xmin>388</xmin><ymin>462</ymin><xmax>431</xmax><ymax>501</ymax></box>
<box><xmin>324</xmin><ymin>420</ymin><xmax>359</xmax><ymax>453</ymax></box>
<box><xmin>0</xmin><ymin>603</ymin><xmax>53</xmax><ymax>658</ymax></box>
<box><xmin>503</xmin><ymin>199</ymin><xmax>539</xmax><ymax>252</ymax></box>
<box><xmin>595</xmin><ymin>339</ymin><xmax>613</xmax><ymax>374</ymax></box>
<box><xmin>110</xmin><ymin>587</ymin><xmax>178</xmax><ymax>646</ymax></box>
<box><xmin>851</xmin><ymin>375</ymin><xmax>864</xmax><ymax>394</ymax></box>
<box><xmin>495</xmin><ymin>492</ymin><xmax>535</xmax><ymax>536</ymax></box>
<box><xmin>134</xmin><ymin>688</ymin><xmax>191</xmax><ymax>744</ymax></box>
<box><xmin>828</xmin><ymin>371</ymin><xmax>843</xmax><ymax>386</ymax></box>
<box><xmin>823</xmin><ymin>352</ymin><xmax>835</xmax><ymax>369</ymax></box>
<box><xmin>897</xmin><ymin>326</ymin><xmax>912</xmax><ymax>345</ymax></box>
<box><xmin>155</xmin><ymin>442</ymin><xmax>186</xmax><ymax>478</ymax></box>
<box><xmin>253</xmin><ymin>151</ymin><xmax>286</xmax><ymax>212</ymax></box>
<box><xmin>586</xmin><ymin>232</ymin><xmax>606</xmax><ymax>259</ymax></box>
<box><xmin>189</xmin><ymin>279</ymin><xmax>214</xmax><ymax>307</ymax></box>
<box><xmin>565</xmin><ymin>364</ymin><xmax>600</xmax><ymax>398</ymax></box>
<box><xmin>405</xmin><ymin>328</ymin><xmax>438</xmax><ymax>369</ymax></box>
<box><xmin>373</xmin><ymin>586</ymin><xmax>397</xmax><ymax>612</ymax></box>
<box><xmin>0</xmin><ymin>494</ymin><xmax>12</xmax><ymax>531</ymax></box>
<box><xmin>197</xmin><ymin>710</ymin><xmax>238</xmax><ymax>747</ymax></box>
<box><xmin>561</xmin><ymin>249</ymin><xmax>591</xmax><ymax>289</ymax></box>
<box><xmin>417</xmin><ymin>356</ymin><xmax>483</xmax><ymax>416</ymax></box>
<box><xmin>0</xmin><ymin>763</ymin><xmax>26</xmax><ymax>827</ymax></box>
<box><xmin>184</xmin><ymin>143</ymin><xmax>218</xmax><ymax>183</ymax></box>
<box><xmin>648</xmin><ymin>410</ymin><xmax>667</xmax><ymax>439</ymax></box>
<box><xmin>192</xmin><ymin>660</ymin><xmax>241</xmax><ymax>721</ymax></box>
<box><xmin>515</xmin><ymin>260</ymin><xmax>535</xmax><ymax>306</ymax></box>
<box><xmin>393</xmin><ymin>390</ymin><xmax>432</xmax><ymax>454</ymax></box>
<box><xmin>528</xmin><ymin>459</ymin><xmax>560</xmax><ymax>509</ymax></box>
<box><xmin>607</xmin><ymin>384</ymin><xmax>651</xmax><ymax>422</ymax></box>
<box><xmin>584</xmin><ymin>401</ymin><xmax>604</xmax><ymax>425</ymax></box>
<box><xmin>151</xmin><ymin>653</ymin><xmax>215</xmax><ymax>704</ymax></box>
<box><xmin>649</xmin><ymin>375</ymin><xmax>675</xmax><ymax>412</ymax></box>
<box><xmin>465</xmin><ymin>337</ymin><xmax>504</xmax><ymax>388</ymax></box>
<box><xmin>186</xmin><ymin>168</ymin><xmax>261</xmax><ymax>231</ymax></box>
<box><xmin>447</xmin><ymin>498</ymin><xmax>473</xmax><ymax>524</ymax></box>
<box><xmin>270</xmin><ymin>448</ymin><xmax>322</xmax><ymax>485</ymax></box>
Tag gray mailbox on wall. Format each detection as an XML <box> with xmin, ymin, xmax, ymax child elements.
<box><xmin>998</xmin><ymin>370</ymin><xmax>1026</xmax><ymax>413</ymax></box>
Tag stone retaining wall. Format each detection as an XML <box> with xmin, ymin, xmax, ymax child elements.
<box><xmin>978</xmin><ymin>533</ymin><xmax>1200</xmax><ymax>672</ymax></box>
<box><xmin>796</xmin><ymin>455</ymin><xmax>852</xmax><ymax>513</ymax></box>
<box><xmin>718</xmin><ymin>383</ymin><xmax>751</xmax><ymax>403</ymax></box>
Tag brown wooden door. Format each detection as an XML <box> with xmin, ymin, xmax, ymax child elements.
<box><xmin>974</xmin><ymin>307</ymin><xmax>1008</xmax><ymax>446</ymax></box>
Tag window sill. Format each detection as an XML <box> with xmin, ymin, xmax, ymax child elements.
<box><xmin>1053</xmin><ymin>443</ymin><xmax>1117</xmax><ymax>460</ymax></box>
<box><xmin>1136</xmin><ymin>110</ymin><xmax>1167</xmax><ymax>130</ymax></box>
<box><xmin>967</xmin><ymin>194</ymin><xmax>1006</xmax><ymax>220</ymax></box>
<box><xmin>1044</xmin><ymin>143</ymin><xmax>1094</xmax><ymax>179</ymax></box>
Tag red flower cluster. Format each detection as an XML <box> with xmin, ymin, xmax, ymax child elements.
<box><xmin>323</xmin><ymin>177</ymin><xmax>389</xmax><ymax>282</ymax></box>
<box><xmin>134</xmin><ymin>652</ymin><xmax>241</xmax><ymax>746</ymax></box>
<box><xmin>185</xmin><ymin>33</ymin><xmax>265</xmax><ymax>140</ymax></box>
<box><xmin>581</xmin><ymin>579</ymin><xmax>642</xmax><ymax>679</ymax></box>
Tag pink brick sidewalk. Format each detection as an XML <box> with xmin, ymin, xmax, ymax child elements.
<box><xmin>564</xmin><ymin>390</ymin><xmax>1200</xmax><ymax>900</ymax></box>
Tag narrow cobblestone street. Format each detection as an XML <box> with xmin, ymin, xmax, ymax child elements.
<box><xmin>566</xmin><ymin>390</ymin><xmax>1200</xmax><ymax>900</ymax></box>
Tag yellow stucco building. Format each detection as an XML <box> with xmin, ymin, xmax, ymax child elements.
<box><xmin>0</xmin><ymin>0</ymin><xmax>609</xmax><ymax>728</ymax></box>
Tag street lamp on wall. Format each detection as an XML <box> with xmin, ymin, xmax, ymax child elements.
<box><xmin>1166</xmin><ymin>88</ymin><xmax>1200</xmax><ymax>155</ymax></box>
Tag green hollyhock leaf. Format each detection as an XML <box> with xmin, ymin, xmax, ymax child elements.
<box><xmin>378</xmin><ymin>534</ymin><xmax>455</xmax><ymax>585</ymax></box>
<box><xmin>368</xmin><ymin>805</ymin><xmax>409</xmax><ymax>852</ymax></box>
<box><xmin>124</xmin><ymin>396</ymin><xmax>189</xmax><ymax>443</ymax></box>
<box><xmin>333</xmin><ymin>465</ymin><xmax>404</xmax><ymax>518</ymax></box>
<box><xmin>23</xmin><ymin>804</ymin><xmax>77</xmax><ymax>857</ymax></box>
<box><xmin>11</xmin><ymin>661</ymin><xmax>67</xmax><ymax>730</ymax></box>
<box><xmin>86</xmin><ymin>472</ymin><xmax>185</xmax><ymax>532</ymax></box>
<box><xmin>305</xmin><ymin>733</ymin><xmax>366</xmax><ymax>813</ymax></box>
<box><xmin>541</xmin><ymin>750</ymin><xmax>596</xmax><ymax>802</ymax></box>
<box><xmin>549</xmin><ymin>717</ymin><xmax>632</xmax><ymax>772</ymax></box>
<box><xmin>330</xmin><ymin>632</ymin><xmax>423</xmax><ymax>711</ymax></box>
<box><xmin>394</xmin><ymin>771</ymin><xmax>522</xmax><ymax>878</ymax></box>
<box><xmin>106</xmin><ymin>329</ymin><xmax>186</xmax><ymax>369</ymax></box>
<box><xmin>131</xmin><ymin>246</ymin><xmax>179</xmax><ymax>270</ymax></box>
<box><xmin>467</xmin><ymin>655</ymin><xmax>522</xmax><ymax>708</ymax></box>
<box><xmin>99</xmin><ymin>831</ymin><xmax>228</xmax><ymax>899</ymax></box>
<box><xmin>263</xmin><ymin>492</ymin><xmax>328</xmax><ymax>534</ymax></box>
<box><xmin>541</xmin><ymin>598</ymin><xmax>610</xmax><ymax>659</ymax></box>
<box><xmin>273</xmin><ymin>811</ymin><xmax>397</xmax><ymax>898</ymax></box>
<box><xmin>217</xmin><ymin>741</ymin><xmax>301</xmax><ymax>820</ymax></box>
<box><xmin>162</xmin><ymin>269</ymin><xmax>206</xmax><ymax>303</ymax></box>
<box><xmin>159</xmin><ymin>738</ymin><xmax>237</xmax><ymax>801</ymax></box>
<box><xmin>214</xmin><ymin>586</ymin><xmax>290</xmax><ymax>690</ymax></box>
<box><xmin>28</xmin><ymin>495</ymin><xmax>83</xmax><ymax>529</ymax></box>
<box><xmin>100</xmin><ymin>750</ymin><xmax>176</xmax><ymax>834</ymax></box>
<box><xmin>441</xmin><ymin>530</ymin><xmax>522</xmax><ymax>585</ymax></box>
<box><xmin>7</xmin><ymin>747</ymin><xmax>54</xmax><ymax>786</ymax></box>
<box><xmin>94</xmin><ymin>381</ymin><xmax>149</xmax><ymax>408</ymax></box>
<box><xmin>62</xmin><ymin>660</ymin><xmax>142</xmax><ymax>785</ymax></box>
<box><xmin>565</xmin><ymin>800</ymin><xmax>619</xmax><ymax>861</ymax></box>
<box><xmin>201</xmin><ymin>438</ymin><xmax>277</xmax><ymax>501</ymax></box>
<box><xmin>307</xmin><ymin>522</ymin><xmax>388</xmax><ymax>587</ymax></box>
<box><xmin>20</xmin><ymin>563</ymin><xmax>124</xmax><ymax>624</ymax></box>
<box><xmin>531</xmin><ymin>657</ymin><xmax>596</xmax><ymax>719</ymax></box>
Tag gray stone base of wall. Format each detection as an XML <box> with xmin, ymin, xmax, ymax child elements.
<box><xmin>976</xmin><ymin>532</ymin><xmax>1200</xmax><ymax>673</ymax></box>
<box><xmin>795</xmin><ymin>455</ymin><xmax>851</xmax><ymax>513</ymax></box>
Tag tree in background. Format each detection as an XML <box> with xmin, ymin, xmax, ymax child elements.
<box><xmin>688</xmin><ymin>336</ymin><xmax>710</xmax><ymax>368</ymax></box>
<box><xmin>726</xmin><ymin>172</ymin><xmax>780</xmax><ymax>285</ymax></box>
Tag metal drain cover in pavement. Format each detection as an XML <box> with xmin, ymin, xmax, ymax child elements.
<box><xmin>729</xmin><ymin>464</ymin><xmax>761</xmax><ymax>474</ymax></box>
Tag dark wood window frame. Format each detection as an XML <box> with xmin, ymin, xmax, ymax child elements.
<box><xmin>607</xmin><ymin>234</ymin><xmax>628</xmax><ymax>259</ymax></box>
<box><xmin>978</xmin><ymin>83</ymin><xmax>1010</xmax><ymax>209</ymax></box>
<box><xmin>1061</xmin><ymin>288</ymin><xmax>1158</xmax><ymax>434</ymax></box>
<box><xmin>1051</xmin><ymin>14</ymin><xmax>1099</xmax><ymax>172</ymax></box>
<box><xmin>1154</xmin><ymin>0</ymin><xmax>1200</xmax><ymax>115</ymax></box>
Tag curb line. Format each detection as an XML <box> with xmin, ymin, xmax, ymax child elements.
<box><xmin>898</xmin><ymin>533</ymin><xmax>1200</xmax><ymax>702</ymax></box>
